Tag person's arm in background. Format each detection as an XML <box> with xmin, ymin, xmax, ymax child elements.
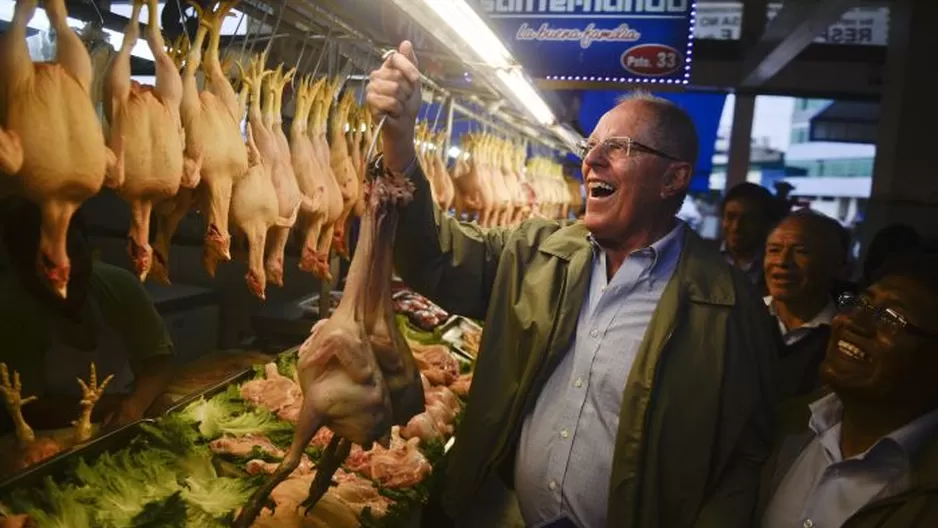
<box><xmin>102</xmin><ymin>270</ymin><xmax>175</xmax><ymax>428</ymax></box>
<box><xmin>367</xmin><ymin>41</ymin><xmax>512</xmax><ymax>321</ymax></box>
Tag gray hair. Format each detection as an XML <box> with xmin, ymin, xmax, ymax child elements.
<box><xmin>615</xmin><ymin>91</ymin><xmax>699</xmax><ymax>166</ymax></box>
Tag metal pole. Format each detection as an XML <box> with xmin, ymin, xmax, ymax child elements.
<box><xmin>443</xmin><ymin>96</ymin><xmax>455</xmax><ymax>155</ymax></box>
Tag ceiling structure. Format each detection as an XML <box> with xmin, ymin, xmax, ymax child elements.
<box><xmin>39</xmin><ymin>0</ymin><xmax>892</xmax><ymax>153</ymax></box>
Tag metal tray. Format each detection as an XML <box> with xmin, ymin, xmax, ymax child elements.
<box><xmin>0</xmin><ymin>420</ymin><xmax>154</xmax><ymax>497</ymax></box>
<box><xmin>161</xmin><ymin>367</ymin><xmax>256</xmax><ymax>417</ymax></box>
<box><xmin>438</xmin><ymin>315</ymin><xmax>482</xmax><ymax>363</ymax></box>
<box><xmin>161</xmin><ymin>346</ymin><xmax>300</xmax><ymax>416</ymax></box>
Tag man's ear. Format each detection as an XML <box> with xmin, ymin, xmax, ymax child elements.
<box><xmin>661</xmin><ymin>163</ymin><xmax>692</xmax><ymax>200</ymax></box>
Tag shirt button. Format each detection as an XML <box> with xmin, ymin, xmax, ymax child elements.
<box><xmin>589</xmin><ymin>328</ymin><xmax>599</xmax><ymax>338</ymax></box>
<box><xmin>548</xmin><ymin>480</ymin><xmax>558</xmax><ymax>491</ymax></box>
<box><xmin>574</xmin><ymin>378</ymin><xmax>584</xmax><ymax>388</ymax></box>
<box><xmin>803</xmin><ymin>520</ymin><xmax>814</xmax><ymax>528</ymax></box>
<box><xmin>559</xmin><ymin>429</ymin><xmax>569</xmax><ymax>439</ymax></box>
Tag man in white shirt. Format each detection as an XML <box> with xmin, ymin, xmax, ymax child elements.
<box><xmin>763</xmin><ymin>210</ymin><xmax>848</xmax><ymax>399</ymax></box>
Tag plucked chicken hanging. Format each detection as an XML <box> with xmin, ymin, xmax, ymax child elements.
<box><xmin>0</xmin><ymin>0</ymin><xmax>121</xmax><ymax>298</ymax></box>
<box><xmin>104</xmin><ymin>0</ymin><xmax>201</xmax><ymax>282</ymax></box>
<box><xmin>233</xmin><ymin>156</ymin><xmax>425</xmax><ymax>527</ymax></box>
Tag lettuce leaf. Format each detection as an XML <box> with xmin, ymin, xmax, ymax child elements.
<box><xmin>130</xmin><ymin>491</ymin><xmax>187</xmax><ymax>528</ymax></box>
<box><xmin>4</xmin><ymin>476</ymin><xmax>94</xmax><ymax>528</ymax></box>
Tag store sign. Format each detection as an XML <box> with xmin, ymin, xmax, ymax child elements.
<box><xmin>693</xmin><ymin>3</ymin><xmax>889</xmax><ymax>46</ymax></box>
<box><xmin>476</xmin><ymin>0</ymin><xmax>696</xmax><ymax>84</ymax></box>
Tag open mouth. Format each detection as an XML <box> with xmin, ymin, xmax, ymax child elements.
<box><xmin>837</xmin><ymin>339</ymin><xmax>868</xmax><ymax>362</ymax></box>
<box><xmin>588</xmin><ymin>180</ymin><xmax>616</xmax><ymax>199</ymax></box>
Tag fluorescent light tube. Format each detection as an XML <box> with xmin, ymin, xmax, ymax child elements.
<box><xmin>403</xmin><ymin>0</ymin><xmax>558</xmax><ymax>127</ymax></box>
<box><xmin>421</xmin><ymin>0</ymin><xmax>512</xmax><ymax>69</ymax></box>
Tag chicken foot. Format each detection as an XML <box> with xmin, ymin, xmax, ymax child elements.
<box><xmin>72</xmin><ymin>363</ymin><xmax>113</xmax><ymax>444</ymax></box>
<box><xmin>301</xmin><ymin>435</ymin><xmax>353</xmax><ymax>514</ymax></box>
<box><xmin>0</xmin><ymin>363</ymin><xmax>37</xmax><ymax>446</ymax></box>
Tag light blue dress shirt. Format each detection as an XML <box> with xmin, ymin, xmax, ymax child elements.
<box><xmin>514</xmin><ymin>222</ymin><xmax>686</xmax><ymax>528</ymax></box>
<box><xmin>763</xmin><ymin>393</ymin><xmax>938</xmax><ymax>528</ymax></box>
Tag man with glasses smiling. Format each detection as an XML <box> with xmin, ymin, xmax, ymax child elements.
<box><xmin>759</xmin><ymin>254</ymin><xmax>938</xmax><ymax>527</ymax></box>
<box><xmin>367</xmin><ymin>41</ymin><xmax>778</xmax><ymax>528</ymax></box>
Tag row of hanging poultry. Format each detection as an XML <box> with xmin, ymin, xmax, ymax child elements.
<box><xmin>0</xmin><ymin>0</ymin><xmax>581</xmax><ymax>302</ymax></box>
<box><xmin>416</xmin><ymin>124</ymin><xmax>580</xmax><ymax>228</ymax></box>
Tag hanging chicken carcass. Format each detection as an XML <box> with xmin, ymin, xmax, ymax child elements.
<box><xmin>0</xmin><ymin>0</ymin><xmax>121</xmax><ymax>297</ymax></box>
<box><xmin>233</xmin><ymin>161</ymin><xmax>425</xmax><ymax>528</ymax></box>
<box><xmin>303</xmin><ymin>77</ymin><xmax>343</xmax><ymax>279</ymax></box>
<box><xmin>178</xmin><ymin>0</ymin><xmax>250</xmax><ymax>277</ymax></box>
<box><xmin>104</xmin><ymin>0</ymin><xmax>201</xmax><ymax>281</ymax></box>
<box><xmin>290</xmin><ymin>76</ymin><xmax>329</xmax><ymax>278</ymax></box>
<box><xmin>329</xmin><ymin>90</ymin><xmax>360</xmax><ymax>259</ymax></box>
<box><xmin>228</xmin><ymin>55</ymin><xmax>291</xmax><ymax>300</ymax></box>
<box><xmin>263</xmin><ymin>63</ymin><xmax>303</xmax><ymax>287</ymax></box>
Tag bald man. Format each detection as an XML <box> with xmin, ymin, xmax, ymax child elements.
<box><xmin>763</xmin><ymin>210</ymin><xmax>849</xmax><ymax>400</ymax></box>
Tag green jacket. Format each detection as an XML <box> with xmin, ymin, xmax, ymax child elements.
<box><xmin>393</xmin><ymin>168</ymin><xmax>779</xmax><ymax>528</ymax></box>
<box><xmin>757</xmin><ymin>393</ymin><xmax>938</xmax><ymax>527</ymax></box>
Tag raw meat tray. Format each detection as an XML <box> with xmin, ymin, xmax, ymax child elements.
<box><xmin>162</xmin><ymin>346</ymin><xmax>301</xmax><ymax>416</ymax></box>
<box><xmin>439</xmin><ymin>316</ymin><xmax>483</xmax><ymax>362</ymax></box>
<box><xmin>0</xmin><ymin>420</ymin><xmax>153</xmax><ymax>496</ymax></box>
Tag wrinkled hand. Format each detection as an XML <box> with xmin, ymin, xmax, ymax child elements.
<box><xmin>365</xmin><ymin>41</ymin><xmax>422</xmax><ymax>173</ymax></box>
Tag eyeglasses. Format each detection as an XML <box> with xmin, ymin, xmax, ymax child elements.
<box><xmin>835</xmin><ymin>293</ymin><xmax>938</xmax><ymax>339</ymax></box>
<box><xmin>576</xmin><ymin>136</ymin><xmax>684</xmax><ymax>163</ymax></box>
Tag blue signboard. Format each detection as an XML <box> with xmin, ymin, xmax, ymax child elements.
<box><xmin>476</xmin><ymin>0</ymin><xmax>697</xmax><ymax>84</ymax></box>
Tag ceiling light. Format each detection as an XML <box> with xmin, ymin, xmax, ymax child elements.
<box><xmin>448</xmin><ymin>146</ymin><xmax>462</xmax><ymax>159</ymax></box>
<box><xmin>390</xmin><ymin>0</ymin><xmax>570</xmax><ymax>138</ymax></box>
<box><xmin>419</xmin><ymin>0</ymin><xmax>512</xmax><ymax>69</ymax></box>
<box><xmin>496</xmin><ymin>68</ymin><xmax>554</xmax><ymax>126</ymax></box>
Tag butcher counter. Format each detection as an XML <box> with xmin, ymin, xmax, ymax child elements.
<box><xmin>0</xmin><ymin>347</ymin><xmax>441</xmax><ymax>527</ymax></box>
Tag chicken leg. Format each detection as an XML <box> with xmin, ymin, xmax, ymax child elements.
<box><xmin>71</xmin><ymin>363</ymin><xmax>114</xmax><ymax>444</ymax></box>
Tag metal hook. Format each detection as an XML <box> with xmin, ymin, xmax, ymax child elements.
<box><xmin>222</xmin><ymin>9</ymin><xmax>246</xmax><ymax>60</ymax></box>
<box><xmin>82</xmin><ymin>0</ymin><xmax>105</xmax><ymax>25</ymax></box>
<box><xmin>264</xmin><ymin>0</ymin><xmax>286</xmax><ymax>56</ymax></box>
<box><xmin>173</xmin><ymin>0</ymin><xmax>191</xmax><ymax>45</ymax></box>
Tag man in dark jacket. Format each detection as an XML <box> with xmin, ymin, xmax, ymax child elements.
<box><xmin>763</xmin><ymin>209</ymin><xmax>848</xmax><ymax>400</ymax></box>
<box><xmin>367</xmin><ymin>42</ymin><xmax>778</xmax><ymax>528</ymax></box>
<box><xmin>759</xmin><ymin>254</ymin><xmax>938</xmax><ymax>527</ymax></box>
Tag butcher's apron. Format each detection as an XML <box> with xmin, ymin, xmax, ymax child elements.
<box><xmin>42</xmin><ymin>298</ymin><xmax>135</xmax><ymax>396</ymax></box>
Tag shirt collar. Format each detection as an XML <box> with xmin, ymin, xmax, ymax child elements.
<box><xmin>586</xmin><ymin>220</ymin><xmax>685</xmax><ymax>279</ymax></box>
<box><xmin>764</xmin><ymin>296</ymin><xmax>837</xmax><ymax>333</ymax></box>
<box><xmin>720</xmin><ymin>241</ymin><xmax>762</xmax><ymax>272</ymax></box>
<box><xmin>808</xmin><ymin>393</ymin><xmax>938</xmax><ymax>461</ymax></box>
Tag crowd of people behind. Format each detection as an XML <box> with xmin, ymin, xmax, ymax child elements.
<box><xmin>717</xmin><ymin>182</ymin><xmax>938</xmax><ymax>526</ymax></box>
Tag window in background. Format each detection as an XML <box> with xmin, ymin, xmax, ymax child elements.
<box><xmin>693</xmin><ymin>2</ymin><xmax>889</xmax><ymax>46</ymax></box>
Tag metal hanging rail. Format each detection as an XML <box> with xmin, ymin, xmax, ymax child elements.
<box><xmin>248</xmin><ymin>0</ymin><xmax>565</xmax><ymax>153</ymax></box>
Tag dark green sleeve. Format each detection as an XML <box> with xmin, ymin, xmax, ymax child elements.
<box><xmin>393</xmin><ymin>161</ymin><xmax>513</xmax><ymax>321</ymax></box>
<box><xmin>101</xmin><ymin>266</ymin><xmax>174</xmax><ymax>370</ymax></box>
